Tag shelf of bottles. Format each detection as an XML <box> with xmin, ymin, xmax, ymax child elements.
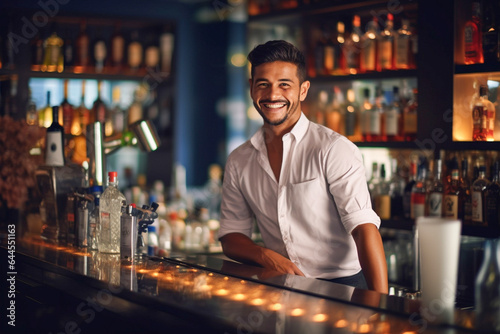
<box><xmin>453</xmin><ymin>0</ymin><xmax>500</xmax><ymax>143</ymax></box>
<box><xmin>366</xmin><ymin>148</ymin><xmax>500</xmax><ymax>238</ymax></box>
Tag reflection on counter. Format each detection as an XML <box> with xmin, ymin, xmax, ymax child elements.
<box><xmin>13</xmin><ymin>236</ymin><xmax>481</xmax><ymax>334</ymax></box>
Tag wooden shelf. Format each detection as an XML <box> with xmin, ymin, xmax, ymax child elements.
<box><xmin>308</xmin><ymin>70</ymin><xmax>417</xmax><ymax>83</ymax></box>
<box><xmin>381</xmin><ymin>219</ymin><xmax>499</xmax><ymax>238</ymax></box>
<box><xmin>455</xmin><ymin>63</ymin><xmax>500</xmax><ymax>75</ymax></box>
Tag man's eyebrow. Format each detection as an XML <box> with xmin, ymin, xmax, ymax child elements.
<box><xmin>254</xmin><ymin>78</ymin><xmax>294</xmax><ymax>83</ymax></box>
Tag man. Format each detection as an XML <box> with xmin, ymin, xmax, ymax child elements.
<box><xmin>218</xmin><ymin>40</ymin><xmax>388</xmax><ymax>293</ymax></box>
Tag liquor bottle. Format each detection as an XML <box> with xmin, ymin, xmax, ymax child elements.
<box><xmin>98</xmin><ymin>171</ymin><xmax>126</xmax><ymax>254</ymax></box>
<box><xmin>485</xmin><ymin>161</ymin><xmax>500</xmax><ymax>227</ymax></box>
<box><xmin>38</xmin><ymin>91</ymin><xmax>52</xmax><ymax>128</ymax></box>
<box><xmin>325</xmin><ymin>86</ymin><xmax>344</xmax><ymax>134</ymax></box>
<box><xmin>145</xmin><ymin>33</ymin><xmax>160</xmax><ymax>72</ymax></box>
<box><xmin>31</xmin><ymin>33</ymin><xmax>45</xmax><ymax>71</ymax></box>
<box><xmin>159</xmin><ymin>24</ymin><xmax>175</xmax><ymax>74</ymax></box>
<box><xmin>75</xmin><ymin>20</ymin><xmax>90</xmax><ymax>72</ymax></box>
<box><xmin>108</xmin><ymin>86</ymin><xmax>125</xmax><ymax>135</ymax></box>
<box><xmin>26</xmin><ymin>89</ymin><xmax>38</xmax><ymax>126</ymax></box>
<box><xmin>314</xmin><ymin>25</ymin><xmax>328</xmax><ymax>76</ymax></box>
<box><xmin>61</xmin><ymin>79</ymin><xmax>74</xmax><ymax>137</ymax></box>
<box><xmin>403</xmin><ymin>88</ymin><xmax>418</xmax><ymax>141</ymax></box>
<box><xmin>464</xmin><ymin>1</ymin><xmax>484</xmax><ymax>64</ymax></box>
<box><xmin>42</xmin><ymin>31</ymin><xmax>64</xmax><ymax>73</ymax></box>
<box><xmin>332</xmin><ymin>21</ymin><xmax>346</xmax><ymax>75</ymax></box>
<box><xmin>374</xmin><ymin>164</ymin><xmax>391</xmax><ymax>220</ymax></box>
<box><xmin>394</xmin><ymin>18</ymin><xmax>412</xmax><ymax>69</ymax></box>
<box><xmin>474</xmin><ymin>239</ymin><xmax>500</xmax><ymax>332</ymax></box>
<box><xmin>403</xmin><ymin>159</ymin><xmax>416</xmax><ymax>219</ymax></box>
<box><xmin>45</xmin><ymin>106</ymin><xmax>65</xmax><ymax>166</ymax></box>
<box><xmin>322</xmin><ymin>25</ymin><xmax>335</xmax><ymax>75</ymax></box>
<box><xmin>472</xmin><ymin>85</ymin><xmax>494</xmax><ymax>141</ymax></box>
<box><xmin>344</xmin><ymin>88</ymin><xmax>361</xmax><ymax>141</ymax></box>
<box><xmin>389</xmin><ymin>158</ymin><xmax>405</xmax><ymax>220</ymax></box>
<box><xmin>110</xmin><ymin>22</ymin><xmax>125</xmax><ymax>71</ymax></box>
<box><xmin>315</xmin><ymin>90</ymin><xmax>328</xmax><ymax>125</ymax></box>
<box><xmin>88</xmin><ymin>185</ymin><xmax>103</xmax><ymax>250</ymax></box>
<box><xmin>63</xmin><ymin>29</ymin><xmax>74</xmax><ymax>70</ymax></box>
<box><xmin>91</xmin><ymin>81</ymin><xmax>107</xmax><ymax>124</ymax></box>
<box><xmin>377</xmin><ymin>13</ymin><xmax>395</xmax><ymax>71</ymax></box>
<box><xmin>367</xmin><ymin>86</ymin><xmax>385</xmax><ymax>142</ymax></box>
<box><xmin>443</xmin><ymin>158</ymin><xmax>461</xmax><ymax>219</ymax></box>
<box><xmin>471</xmin><ymin>165</ymin><xmax>490</xmax><ymax>226</ymax></box>
<box><xmin>72</xmin><ymin>81</ymin><xmax>89</xmax><ymax>136</ymax></box>
<box><xmin>411</xmin><ymin>158</ymin><xmax>427</xmax><ymax>219</ymax></box>
<box><xmin>128</xmin><ymin>30</ymin><xmax>143</xmax><ymax>72</ymax></box>
<box><xmin>385</xmin><ymin>86</ymin><xmax>402</xmax><ymax>141</ymax></box>
<box><xmin>361</xmin><ymin>88</ymin><xmax>373</xmax><ymax>141</ymax></box>
<box><xmin>360</xmin><ymin>17</ymin><xmax>378</xmax><ymax>73</ymax></box>
<box><xmin>427</xmin><ymin>157</ymin><xmax>444</xmax><ymax>217</ymax></box>
<box><xmin>344</xmin><ymin>15</ymin><xmax>361</xmax><ymax>74</ymax></box>
<box><xmin>482</xmin><ymin>2</ymin><xmax>499</xmax><ymax>64</ymax></box>
<box><xmin>459</xmin><ymin>158</ymin><xmax>473</xmax><ymax>225</ymax></box>
<box><xmin>93</xmin><ymin>30</ymin><xmax>107</xmax><ymax>73</ymax></box>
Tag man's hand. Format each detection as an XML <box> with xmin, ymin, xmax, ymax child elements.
<box><xmin>220</xmin><ymin>233</ymin><xmax>305</xmax><ymax>276</ymax></box>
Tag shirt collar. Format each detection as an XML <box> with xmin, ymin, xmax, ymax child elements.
<box><xmin>250</xmin><ymin>112</ymin><xmax>310</xmax><ymax>151</ymax></box>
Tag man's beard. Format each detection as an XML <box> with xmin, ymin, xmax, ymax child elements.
<box><xmin>254</xmin><ymin>100</ymin><xmax>295</xmax><ymax>126</ymax></box>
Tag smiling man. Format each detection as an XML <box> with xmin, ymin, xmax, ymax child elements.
<box><xmin>218</xmin><ymin>40</ymin><xmax>388</xmax><ymax>293</ymax></box>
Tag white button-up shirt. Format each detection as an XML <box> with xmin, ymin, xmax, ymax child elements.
<box><xmin>219</xmin><ymin>113</ymin><xmax>380</xmax><ymax>279</ymax></box>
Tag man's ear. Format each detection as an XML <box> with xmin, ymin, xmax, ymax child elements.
<box><xmin>299</xmin><ymin>80</ymin><xmax>310</xmax><ymax>102</ymax></box>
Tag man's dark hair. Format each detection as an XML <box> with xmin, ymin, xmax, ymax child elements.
<box><xmin>247</xmin><ymin>40</ymin><xmax>307</xmax><ymax>83</ymax></box>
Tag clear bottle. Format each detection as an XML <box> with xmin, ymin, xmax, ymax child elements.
<box><xmin>26</xmin><ymin>89</ymin><xmax>38</xmax><ymax>126</ymax></box>
<box><xmin>377</xmin><ymin>13</ymin><xmax>395</xmax><ymax>71</ymax></box>
<box><xmin>474</xmin><ymin>238</ymin><xmax>500</xmax><ymax>332</ymax></box>
<box><xmin>367</xmin><ymin>86</ymin><xmax>385</xmax><ymax>142</ymax></box>
<box><xmin>368</xmin><ymin>162</ymin><xmax>380</xmax><ymax>208</ymax></box>
<box><xmin>88</xmin><ymin>185</ymin><xmax>103</xmax><ymax>250</ymax></box>
<box><xmin>158</xmin><ymin>218</ymin><xmax>172</xmax><ymax>256</ymax></box>
<box><xmin>427</xmin><ymin>157</ymin><xmax>444</xmax><ymax>217</ymax></box>
<box><xmin>147</xmin><ymin>225</ymin><xmax>159</xmax><ymax>256</ymax></box>
<box><xmin>93</xmin><ymin>29</ymin><xmax>107</xmax><ymax>73</ymax></box>
<box><xmin>485</xmin><ymin>161</ymin><xmax>500</xmax><ymax>227</ymax></box>
<box><xmin>361</xmin><ymin>88</ymin><xmax>373</xmax><ymax>141</ymax></box>
<box><xmin>45</xmin><ymin>106</ymin><xmax>65</xmax><ymax>166</ymax></box>
<box><xmin>471</xmin><ymin>165</ymin><xmax>491</xmax><ymax>226</ymax></box>
<box><xmin>464</xmin><ymin>1</ymin><xmax>484</xmax><ymax>64</ymax></box>
<box><xmin>344</xmin><ymin>88</ymin><xmax>361</xmax><ymax>141</ymax></box>
<box><xmin>98</xmin><ymin>171</ymin><xmax>126</xmax><ymax>253</ymax></box>
<box><xmin>360</xmin><ymin>17</ymin><xmax>378</xmax><ymax>73</ymax></box>
<box><xmin>332</xmin><ymin>21</ymin><xmax>346</xmax><ymax>75</ymax></box>
<box><xmin>394</xmin><ymin>19</ymin><xmax>413</xmax><ymax>69</ymax></box>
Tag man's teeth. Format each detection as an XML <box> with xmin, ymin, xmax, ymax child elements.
<box><xmin>263</xmin><ymin>103</ymin><xmax>286</xmax><ymax>109</ymax></box>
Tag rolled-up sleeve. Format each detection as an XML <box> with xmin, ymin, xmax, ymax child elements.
<box><xmin>325</xmin><ymin>137</ymin><xmax>381</xmax><ymax>234</ymax></box>
<box><xmin>218</xmin><ymin>157</ymin><xmax>255</xmax><ymax>239</ymax></box>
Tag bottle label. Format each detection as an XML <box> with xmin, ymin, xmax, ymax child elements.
<box><xmin>411</xmin><ymin>193</ymin><xmax>425</xmax><ymax>219</ymax></box>
<box><xmin>369</xmin><ymin>111</ymin><xmax>381</xmax><ymax>135</ymax></box>
<box><xmin>362</xmin><ymin>40</ymin><xmax>376</xmax><ymax>71</ymax></box>
<box><xmin>395</xmin><ymin>36</ymin><xmax>409</xmax><ymax>67</ymax></box>
<box><xmin>428</xmin><ymin>192</ymin><xmax>443</xmax><ymax>217</ymax></box>
<box><xmin>485</xmin><ymin>195</ymin><xmax>499</xmax><ymax>226</ymax></box>
<box><xmin>404</xmin><ymin>113</ymin><xmax>417</xmax><ymax>134</ymax></box>
<box><xmin>128</xmin><ymin>43</ymin><xmax>143</xmax><ymax>68</ymax></box>
<box><xmin>324</xmin><ymin>46</ymin><xmax>334</xmax><ymax>72</ymax></box>
<box><xmin>94</xmin><ymin>41</ymin><xmax>107</xmax><ymax>62</ymax></box>
<box><xmin>385</xmin><ymin>108</ymin><xmax>398</xmax><ymax>135</ymax></box>
<box><xmin>45</xmin><ymin>132</ymin><xmax>65</xmax><ymax>166</ymax></box>
<box><xmin>471</xmin><ymin>191</ymin><xmax>484</xmax><ymax>224</ymax></box>
<box><xmin>112</xmin><ymin>36</ymin><xmax>125</xmax><ymax>64</ymax></box>
<box><xmin>443</xmin><ymin>195</ymin><xmax>458</xmax><ymax>219</ymax></box>
<box><xmin>378</xmin><ymin>39</ymin><xmax>392</xmax><ymax>69</ymax></box>
<box><xmin>375</xmin><ymin>195</ymin><xmax>391</xmax><ymax>220</ymax></box>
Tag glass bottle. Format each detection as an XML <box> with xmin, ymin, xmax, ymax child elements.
<box><xmin>325</xmin><ymin>86</ymin><xmax>344</xmax><ymax>134</ymax></box>
<box><xmin>145</xmin><ymin>33</ymin><xmax>160</xmax><ymax>72</ymax></box>
<box><xmin>367</xmin><ymin>86</ymin><xmax>385</xmax><ymax>142</ymax></box>
<box><xmin>88</xmin><ymin>185</ymin><xmax>103</xmax><ymax>250</ymax></box>
<box><xmin>38</xmin><ymin>91</ymin><xmax>52</xmax><ymax>128</ymax></box>
<box><xmin>75</xmin><ymin>20</ymin><xmax>90</xmax><ymax>72</ymax></box>
<box><xmin>91</xmin><ymin>81</ymin><xmax>107</xmax><ymax>124</ymax></box>
<box><xmin>314</xmin><ymin>25</ymin><xmax>328</xmax><ymax>76</ymax></box>
<box><xmin>374</xmin><ymin>164</ymin><xmax>391</xmax><ymax>220</ymax></box>
<box><xmin>395</xmin><ymin>18</ymin><xmax>412</xmax><ymax>69</ymax></box>
<box><xmin>464</xmin><ymin>1</ymin><xmax>484</xmax><ymax>64</ymax></box>
<box><xmin>443</xmin><ymin>158</ymin><xmax>462</xmax><ymax>219</ymax></box>
<box><xmin>360</xmin><ymin>17</ymin><xmax>378</xmax><ymax>73</ymax></box>
<box><xmin>368</xmin><ymin>162</ymin><xmax>380</xmax><ymax>208</ymax></box>
<box><xmin>63</xmin><ymin>29</ymin><xmax>74</xmax><ymax>70</ymax></box>
<box><xmin>344</xmin><ymin>15</ymin><xmax>361</xmax><ymax>74</ymax></box>
<box><xmin>45</xmin><ymin>106</ymin><xmax>65</xmax><ymax>166</ymax></box>
<box><xmin>361</xmin><ymin>88</ymin><xmax>373</xmax><ymax>141</ymax></box>
<box><xmin>377</xmin><ymin>13</ymin><xmax>395</xmax><ymax>71</ymax></box>
<box><xmin>459</xmin><ymin>158</ymin><xmax>473</xmax><ymax>225</ymax></box>
<box><xmin>472</xmin><ymin>85</ymin><xmax>494</xmax><ymax>141</ymax></box>
<box><xmin>159</xmin><ymin>24</ymin><xmax>175</xmax><ymax>74</ymax></box>
<box><xmin>403</xmin><ymin>159</ymin><xmax>417</xmax><ymax>219</ymax></box>
<box><xmin>474</xmin><ymin>239</ymin><xmax>500</xmax><ymax>332</ymax></box>
<box><xmin>471</xmin><ymin>165</ymin><xmax>491</xmax><ymax>226</ymax></box>
<box><xmin>332</xmin><ymin>21</ymin><xmax>346</xmax><ymax>75</ymax></box>
<box><xmin>98</xmin><ymin>171</ymin><xmax>126</xmax><ymax>254</ymax></box>
<box><xmin>93</xmin><ymin>29</ymin><xmax>107</xmax><ymax>73</ymax></box>
<box><xmin>403</xmin><ymin>88</ymin><xmax>418</xmax><ymax>141</ymax></box>
<box><xmin>26</xmin><ymin>89</ymin><xmax>38</xmax><ymax>126</ymax></box>
<box><xmin>482</xmin><ymin>1</ymin><xmax>499</xmax><ymax>64</ymax></box>
<box><xmin>128</xmin><ymin>30</ymin><xmax>143</xmax><ymax>72</ymax></box>
<box><xmin>389</xmin><ymin>158</ymin><xmax>405</xmax><ymax>220</ymax></box>
<box><xmin>110</xmin><ymin>22</ymin><xmax>125</xmax><ymax>71</ymax></box>
<box><xmin>385</xmin><ymin>86</ymin><xmax>402</xmax><ymax>141</ymax></box>
<box><xmin>411</xmin><ymin>159</ymin><xmax>427</xmax><ymax>219</ymax></box>
<box><xmin>427</xmin><ymin>157</ymin><xmax>444</xmax><ymax>217</ymax></box>
<box><xmin>344</xmin><ymin>88</ymin><xmax>360</xmax><ymax>141</ymax></box>
<box><xmin>42</xmin><ymin>31</ymin><xmax>64</xmax><ymax>73</ymax></box>
<box><xmin>61</xmin><ymin>79</ymin><xmax>74</xmax><ymax>137</ymax></box>
<box><xmin>485</xmin><ymin>161</ymin><xmax>500</xmax><ymax>227</ymax></box>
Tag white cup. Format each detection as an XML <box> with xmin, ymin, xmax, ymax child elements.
<box><xmin>416</xmin><ymin>217</ymin><xmax>461</xmax><ymax>324</ymax></box>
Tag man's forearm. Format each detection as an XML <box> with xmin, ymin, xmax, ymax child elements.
<box><xmin>352</xmin><ymin>224</ymin><xmax>389</xmax><ymax>294</ymax></box>
<box><xmin>219</xmin><ymin>232</ymin><xmax>265</xmax><ymax>266</ymax></box>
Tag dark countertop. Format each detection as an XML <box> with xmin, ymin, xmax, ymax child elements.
<box><xmin>5</xmin><ymin>237</ymin><xmax>480</xmax><ymax>334</ymax></box>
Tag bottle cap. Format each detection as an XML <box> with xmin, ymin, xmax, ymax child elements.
<box><xmin>108</xmin><ymin>171</ymin><xmax>117</xmax><ymax>182</ymax></box>
<box><xmin>148</xmin><ymin>225</ymin><xmax>156</xmax><ymax>233</ymax></box>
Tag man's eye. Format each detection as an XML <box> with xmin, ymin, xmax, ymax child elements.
<box><xmin>258</xmin><ymin>83</ymin><xmax>268</xmax><ymax>88</ymax></box>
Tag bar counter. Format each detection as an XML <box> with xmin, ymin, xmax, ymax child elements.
<box><xmin>4</xmin><ymin>237</ymin><xmax>479</xmax><ymax>334</ymax></box>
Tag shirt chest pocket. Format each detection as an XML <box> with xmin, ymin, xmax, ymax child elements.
<box><xmin>287</xmin><ymin>178</ymin><xmax>323</xmax><ymax>218</ymax></box>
